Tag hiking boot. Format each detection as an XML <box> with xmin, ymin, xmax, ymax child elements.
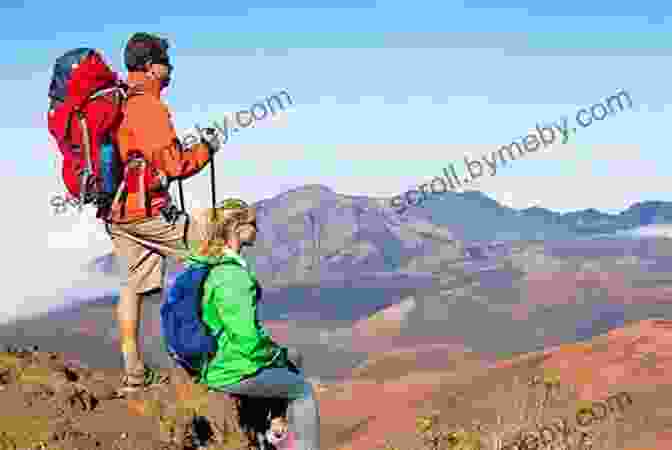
<box><xmin>115</xmin><ymin>365</ymin><xmax>169</xmax><ymax>397</ymax></box>
<box><xmin>189</xmin><ymin>415</ymin><xmax>215</xmax><ymax>448</ymax></box>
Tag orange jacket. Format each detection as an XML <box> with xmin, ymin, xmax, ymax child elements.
<box><xmin>108</xmin><ymin>71</ymin><xmax>212</xmax><ymax>223</ymax></box>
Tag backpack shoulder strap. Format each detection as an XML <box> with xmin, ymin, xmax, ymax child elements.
<box><xmin>198</xmin><ymin>259</ymin><xmax>242</xmax><ymax>295</ymax></box>
<box><xmin>124</xmin><ymin>82</ymin><xmax>145</xmax><ymax>99</ymax></box>
<box><xmin>195</xmin><ymin>263</ymin><xmax>213</xmax><ymax>290</ymax></box>
<box><xmin>213</xmin><ymin>328</ymin><xmax>227</xmax><ymax>340</ymax></box>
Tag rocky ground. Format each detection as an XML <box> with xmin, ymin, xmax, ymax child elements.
<box><xmin>0</xmin><ymin>345</ymin><xmax>292</xmax><ymax>450</ymax></box>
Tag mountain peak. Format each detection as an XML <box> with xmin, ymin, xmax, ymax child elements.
<box><xmin>457</xmin><ymin>190</ymin><xmax>509</xmax><ymax>209</ymax></box>
<box><xmin>286</xmin><ymin>184</ymin><xmax>334</xmax><ymax>195</ymax></box>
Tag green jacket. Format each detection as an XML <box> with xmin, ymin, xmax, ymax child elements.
<box><xmin>184</xmin><ymin>249</ymin><xmax>287</xmax><ymax>388</ymax></box>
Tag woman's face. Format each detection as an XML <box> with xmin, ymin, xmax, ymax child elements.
<box><xmin>237</xmin><ymin>222</ymin><xmax>257</xmax><ymax>245</ymax></box>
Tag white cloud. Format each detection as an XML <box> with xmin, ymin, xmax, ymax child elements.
<box><xmin>626</xmin><ymin>225</ymin><xmax>672</xmax><ymax>239</ymax></box>
<box><xmin>0</xmin><ymin>142</ymin><xmax>118</xmax><ymax>322</ymax></box>
<box><xmin>47</xmin><ymin>209</ymin><xmax>111</xmax><ymax>251</ymax></box>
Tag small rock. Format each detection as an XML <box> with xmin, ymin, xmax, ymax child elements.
<box><xmin>121</xmin><ymin>432</ymin><xmax>127</xmax><ymax>439</ymax></box>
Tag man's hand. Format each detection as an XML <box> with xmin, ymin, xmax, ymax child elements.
<box><xmin>179</xmin><ymin>126</ymin><xmax>223</xmax><ymax>154</ymax></box>
<box><xmin>200</xmin><ymin>127</ymin><xmax>222</xmax><ymax>154</ymax></box>
<box><xmin>178</xmin><ymin>128</ymin><xmax>201</xmax><ymax>151</ymax></box>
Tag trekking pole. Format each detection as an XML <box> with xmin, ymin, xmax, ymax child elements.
<box><xmin>195</xmin><ymin>124</ymin><xmax>217</xmax><ymax>217</ymax></box>
<box><xmin>172</xmin><ymin>134</ymin><xmax>187</xmax><ymax>215</ymax></box>
<box><xmin>177</xmin><ymin>179</ymin><xmax>186</xmax><ymax>213</ymax></box>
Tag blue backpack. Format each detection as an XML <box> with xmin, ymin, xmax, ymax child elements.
<box><xmin>160</xmin><ymin>263</ymin><xmax>232</xmax><ymax>379</ymax></box>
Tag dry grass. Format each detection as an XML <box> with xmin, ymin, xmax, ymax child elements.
<box><xmin>379</xmin><ymin>367</ymin><xmax>630</xmax><ymax>450</ymax></box>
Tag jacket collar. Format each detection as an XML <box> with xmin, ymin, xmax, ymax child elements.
<box><xmin>127</xmin><ymin>71</ymin><xmax>162</xmax><ymax>99</ymax></box>
<box><xmin>221</xmin><ymin>249</ymin><xmax>257</xmax><ymax>286</ymax></box>
<box><xmin>222</xmin><ymin>248</ymin><xmax>248</xmax><ymax>268</ymax></box>
<box><xmin>185</xmin><ymin>247</ymin><xmax>249</xmax><ymax>270</ymax></box>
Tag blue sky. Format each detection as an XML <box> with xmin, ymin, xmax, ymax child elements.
<box><xmin>0</xmin><ymin>0</ymin><xmax>670</xmax><ymax>318</ymax></box>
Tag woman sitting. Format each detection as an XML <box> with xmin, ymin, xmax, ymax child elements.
<box><xmin>186</xmin><ymin>198</ymin><xmax>320</xmax><ymax>450</ymax></box>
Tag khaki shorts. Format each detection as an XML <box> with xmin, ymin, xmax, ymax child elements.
<box><xmin>106</xmin><ymin>213</ymin><xmax>206</xmax><ymax>295</ymax></box>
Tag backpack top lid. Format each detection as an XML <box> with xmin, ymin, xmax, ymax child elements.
<box><xmin>47</xmin><ymin>48</ymin><xmax>121</xmax><ymax>145</ymax></box>
<box><xmin>49</xmin><ymin>48</ymin><xmax>117</xmax><ymax>103</ymax></box>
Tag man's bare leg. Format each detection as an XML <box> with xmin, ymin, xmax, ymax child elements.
<box><xmin>117</xmin><ymin>285</ymin><xmax>145</xmax><ymax>374</ymax></box>
<box><xmin>113</xmin><ymin>210</ymin><xmax>206</xmax><ymax>378</ymax></box>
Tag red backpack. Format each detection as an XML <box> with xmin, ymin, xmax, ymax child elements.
<box><xmin>47</xmin><ymin>48</ymin><xmax>131</xmax><ymax>217</ymax></box>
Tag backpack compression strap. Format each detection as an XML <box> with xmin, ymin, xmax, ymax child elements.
<box><xmin>68</xmin><ymin>85</ymin><xmax>129</xmax><ymax>208</ymax></box>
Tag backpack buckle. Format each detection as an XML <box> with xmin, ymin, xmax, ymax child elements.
<box><xmin>90</xmin><ymin>192</ymin><xmax>113</xmax><ymax>210</ymax></box>
<box><xmin>78</xmin><ymin>168</ymin><xmax>93</xmax><ymax>208</ymax></box>
<box><xmin>160</xmin><ymin>204</ymin><xmax>184</xmax><ymax>225</ymax></box>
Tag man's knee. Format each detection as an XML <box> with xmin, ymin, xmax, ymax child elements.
<box><xmin>118</xmin><ymin>285</ymin><xmax>138</xmax><ymax>303</ymax></box>
<box><xmin>120</xmin><ymin>283</ymin><xmax>157</xmax><ymax>300</ymax></box>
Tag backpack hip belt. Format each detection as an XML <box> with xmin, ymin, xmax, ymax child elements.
<box><xmin>107</xmin><ymin>153</ymin><xmax>169</xmax><ymax>221</ymax></box>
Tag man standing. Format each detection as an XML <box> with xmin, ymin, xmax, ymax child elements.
<box><xmin>106</xmin><ymin>32</ymin><xmax>221</xmax><ymax>395</ymax></box>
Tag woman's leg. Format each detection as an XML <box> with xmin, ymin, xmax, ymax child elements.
<box><xmin>285</xmin><ymin>377</ymin><xmax>320</xmax><ymax>450</ymax></box>
<box><xmin>214</xmin><ymin>367</ymin><xmax>320</xmax><ymax>450</ymax></box>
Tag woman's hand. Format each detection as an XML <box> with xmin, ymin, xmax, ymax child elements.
<box><xmin>282</xmin><ymin>346</ymin><xmax>302</xmax><ymax>374</ymax></box>
<box><xmin>287</xmin><ymin>358</ymin><xmax>301</xmax><ymax>375</ymax></box>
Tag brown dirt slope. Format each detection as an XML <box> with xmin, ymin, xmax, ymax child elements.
<box><xmin>0</xmin><ymin>347</ymin><xmax>257</xmax><ymax>450</ymax></box>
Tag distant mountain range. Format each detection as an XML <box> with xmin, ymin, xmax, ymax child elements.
<box><xmin>413</xmin><ymin>190</ymin><xmax>672</xmax><ymax>240</ymax></box>
<box><xmin>85</xmin><ymin>185</ymin><xmax>672</xmax><ymax>287</ymax></box>
<box><xmin>87</xmin><ymin>184</ymin><xmax>464</xmax><ymax>286</ymax></box>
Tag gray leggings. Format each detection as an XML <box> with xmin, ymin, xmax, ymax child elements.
<box><xmin>210</xmin><ymin>348</ymin><xmax>320</xmax><ymax>450</ymax></box>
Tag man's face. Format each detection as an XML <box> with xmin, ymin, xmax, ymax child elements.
<box><xmin>148</xmin><ymin>61</ymin><xmax>172</xmax><ymax>88</ymax></box>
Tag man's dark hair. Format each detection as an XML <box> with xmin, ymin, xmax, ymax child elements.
<box><xmin>124</xmin><ymin>32</ymin><xmax>170</xmax><ymax>71</ymax></box>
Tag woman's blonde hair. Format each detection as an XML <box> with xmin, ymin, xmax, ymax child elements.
<box><xmin>197</xmin><ymin>198</ymin><xmax>256</xmax><ymax>258</ymax></box>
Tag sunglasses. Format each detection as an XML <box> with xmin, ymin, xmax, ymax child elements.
<box><xmin>153</xmin><ymin>57</ymin><xmax>172</xmax><ymax>70</ymax></box>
